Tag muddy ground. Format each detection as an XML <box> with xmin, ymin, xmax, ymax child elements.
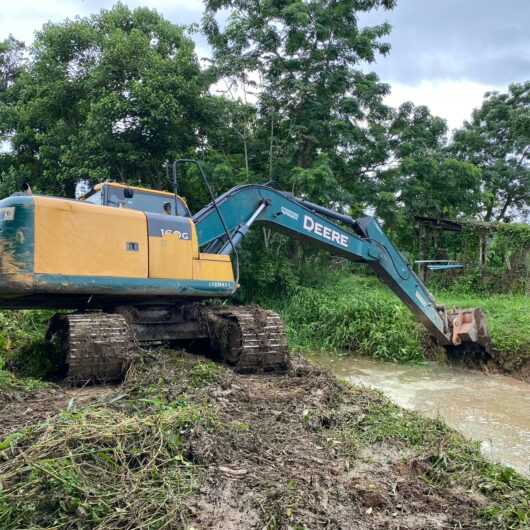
<box><xmin>0</xmin><ymin>352</ymin><xmax>527</xmax><ymax>529</ymax></box>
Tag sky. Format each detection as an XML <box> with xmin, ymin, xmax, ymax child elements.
<box><xmin>0</xmin><ymin>0</ymin><xmax>528</xmax><ymax>131</ymax></box>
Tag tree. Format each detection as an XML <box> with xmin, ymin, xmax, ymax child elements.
<box><xmin>451</xmin><ymin>82</ymin><xmax>530</xmax><ymax>222</ymax></box>
<box><xmin>203</xmin><ymin>0</ymin><xmax>396</xmax><ymax>206</ymax></box>
<box><xmin>0</xmin><ymin>36</ymin><xmax>26</xmax><ymax>94</ymax></box>
<box><xmin>372</xmin><ymin>102</ymin><xmax>482</xmax><ymax>247</ymax></box>
<box><xmin>0</xmin><ymin>3</ymin><xmax>211</xmax><ymax>196</ymax></box>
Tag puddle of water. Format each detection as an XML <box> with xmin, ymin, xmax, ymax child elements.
<box><xmin>309</xmin><ymin>354</ymin><xmax>530</xmax><ymax>477</ymax></box>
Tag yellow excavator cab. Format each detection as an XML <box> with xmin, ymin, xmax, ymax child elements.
<box><xmin>81</xmin><ymin>182</ymin><xmax>191</xmax><ymax>217</ymax></box>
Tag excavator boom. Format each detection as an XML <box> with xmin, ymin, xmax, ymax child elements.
<box><xmin>0</xmin><ymin>177</ymin><xmax>490</xmax><ymax>383</ymax></box>
<box><xmin>194</xmin><ymin>184</ymin><xmax>489</xmax><ymax>351</ymax></box>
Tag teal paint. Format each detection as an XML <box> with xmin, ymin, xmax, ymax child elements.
<box><xmin>0</xmin><ymin>195</ymin><xmax>35</xmax><ymax>273</ymax></box>
<box><xmin>193</xmin><ymin>184</ymin><xmax>451</xmax><ymax>345</ymax></box>
<box><xmin>32</xmin><ymin>274</ymin><xmax>235</xmax><ymax>297</ymax></box>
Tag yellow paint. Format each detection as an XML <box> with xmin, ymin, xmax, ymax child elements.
<box><xmin>148</xmin><ymin>232</ymin><xmax>194</xmax><ymax>279</ymax></box>
<box><xmin>199</xmin><ymin>253</ymin><xmax>232</xmax><ymax>262</ymax></box>
<box><xmin>193</xmin><ymin>253</ymin><xmax>234</xmax><ymax>282</ymax></box>
<box><xmin>34</xmin><ymin>196</ymin><xmax>234</xmax><ymax>285</ymax></box>
<box><xmin>34</xmin><ymin>197</ymin><xmax>148</xmax><ymax>277</ymax></box>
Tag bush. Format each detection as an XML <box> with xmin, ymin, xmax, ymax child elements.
<box><xmin>0</xmin><ymin>310</ymin><xmax>55</xmax><ymax>379</ymax></box>
<box><xmin>274</xmin><ymin>274</ymin><xmax>424</xmax><ymax>362</ymax></box>
<box><xmin>265</xmin><ymin>272</ymin><xmax>529</xmax><ymax>365</ymax></box>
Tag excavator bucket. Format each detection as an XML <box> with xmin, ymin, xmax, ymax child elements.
<box><xmin>447</xmin><ymin>308</ymin><xmax>491</xmax><ymax>355</ymax></box>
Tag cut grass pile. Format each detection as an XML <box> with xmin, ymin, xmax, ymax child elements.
<box><xmin>0</xmin><ymin>355</ymin><xmax>220</xmax><ymax>529</ymax></box>
<box><xmin>0</xmin><ymin>353</ymin><xmax>529</xmax><ymax>529</ymax></box>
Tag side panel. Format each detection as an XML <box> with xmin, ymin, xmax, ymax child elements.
<box><xmin>34</xmin><ymin>197</ymin><xmax>148</xmax><ymax>278</ymax></box>
<box><xmin>147</xmin><ymin>213</ymin><xmax>198</xmax><ymax>279</ymax></box>
<box><xmin>0</xmin><ymin>196</ymin><xmax>34</xmax><ymax>275</ymax></box>
<box><xmin>193</xmin><ymin>253</ymin><xmax>234</xmax><ymax>283</ymax></box>
<box><xmin>0</xmin><ymin>196</ymin><xmax>35</xmax><ymax>295</ymax></box>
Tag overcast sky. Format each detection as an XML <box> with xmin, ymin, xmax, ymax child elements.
<box><xmin>1</xmin><ymin>0</ymin><xmax>528</xmax><ymax>130</ymax></box>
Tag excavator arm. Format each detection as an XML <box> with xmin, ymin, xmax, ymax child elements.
<box><xmin>193</xmin><ymin>184</ymin><xmax>489</xmax><ymax>350</ymax></box>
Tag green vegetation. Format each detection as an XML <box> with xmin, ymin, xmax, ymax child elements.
<box><xmin>336</xmin><ymin>385</ymin><xmax>530</xmax><ymax>528</ymax></box>
<box><xmin>275</xmin><ymin>274</ymin><xmax>424</xmax><ymax>362</ymax></box>
<box><xmin>0</xmin><ymin>366</ymin><xmax>48</xmax><ymax>399</ymax></box>
<box><xmin>271</xmin><ymin>273</ymin><xmax>529</xmax><ymax>366</ymax></box>
<box><xmin>0</xmin><ymin>355</ymin><xmax>218</xmax><ymax>529</ymax></box>
<box><xmin>0</xmin><ymin>408</ymin><xmax>207</xmax><ymax>528</ymax></box>
<box><xmin>0</xmin><ymin>310</ymin><xmax>61</xmax><ymax>383</ymax></box>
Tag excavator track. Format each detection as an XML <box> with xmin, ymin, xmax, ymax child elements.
<box><xmin>46</xmin><ymin>313</ymin><xmax>133</xmax><ymax>385</ymax></box>
<box><xmin>203</xmin><ymin>305</ymin><xmax>290</xmax><ymax>373</ymax></box>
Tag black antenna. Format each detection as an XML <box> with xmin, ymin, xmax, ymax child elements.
<box><xmin>172</xmin><ymin>161</ymin><xmax>178</xmax><ymax>195</ymax></box>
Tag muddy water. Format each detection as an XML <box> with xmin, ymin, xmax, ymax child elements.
<box><xmin>309</xmin><ymin>354</ymin><xmax>530</xmax><ymax>476</ymax></box>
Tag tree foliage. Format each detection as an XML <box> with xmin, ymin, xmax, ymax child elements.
<box><xmin>451</xmin><ymin>82</ymin><xmax>530</xmax><ymax>222</ymax></box>
<box><xmin>0</xmin><ymin>3</ymin><xmax>211</xmax><ymax>196</ymax></box>
<box><xmin>203</xmin><ymin>0</ymin><xmax>396</xmax><ymax>205</ymax></box>
<box><xmin>375</xmin><ymin>103</ymin><xmax>482</xmax><ymax>232</ymax></box>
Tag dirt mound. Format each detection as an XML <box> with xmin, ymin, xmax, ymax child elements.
<box><xmin>0</xmin><ymin>352</ymin><xmax>528</xmax><ymax>529</ymax></box>
<box><xmin>179</xmin><ymin>359</ymin><xmax>487</xmax><ymax>529</ymax></box>
<box><xmin>0</xmin><ymin>383</ymin><xmax>116</xmax><ymax>439</ymax></box>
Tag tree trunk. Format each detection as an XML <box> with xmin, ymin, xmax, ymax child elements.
<box><xmin>496</xmin><ymin>194</ymin><xmax>513</xmax><ymax>222</ymax></box>
<box><xmin>478</xmin><ymin>231</ymin><xmax>487</xmax><ymax>275</ymax></box>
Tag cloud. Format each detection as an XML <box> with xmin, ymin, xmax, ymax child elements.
<box><xmin>361</xmin><ymin>0</ymin><xmax>530</xmax><ymax>86</ymax></box>
<box><xmin>385</xmin><ymin>80</ymin><xmax>499</xmax><ymax>131</ymax></box>
<box><xmin>0</xmin><ymin>0</ymin><xmax>204</xmax><ymax>45</ymax></box>
<box><xmin>0</xmin><ymin>0</ymin><xmax>524</xmax><ymax>130</ymax></box>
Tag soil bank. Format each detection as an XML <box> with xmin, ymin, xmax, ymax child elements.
<box><xmin>0</xmin><ymin>352</ymin><xmax>529</xmax><ymax>529</ymax></box>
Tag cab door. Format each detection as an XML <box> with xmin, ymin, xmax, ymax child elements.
<box><xmin>146</xmin><ymin>213</ymin><xmax>198</xmax><ymax>279</ymax></box>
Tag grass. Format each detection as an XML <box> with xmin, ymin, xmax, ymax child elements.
<box><xmin>0</xmin><ymin>310</ymin><xmax>59</xmax><ymax>382</ymax></box>
<box><xmin>0</xmin><ymin>366</ymin><xmax>48</xmax><ymax>399</ymax></box>
<box><xmin>0</xmin><ymin>407</ymin><xmax>207</xmax><ymax>529</ymax></box>
<box><xmin>270</xmin><ymin>273</ymin><xmax>529</xmax><ymax>365</ymax></box>
<box><xmin>334</xmin><ymin>385</ymin><xmax>530</xmax><ymax>528</ymax></box>
<box><xmin>274</xmin><ymin>275</ymin><xmax>425</xmax><ymax>362</ymax></box>
<box><xmin>0</xmin><ymin>354</ymin><xmax>220</xmax><ymax>529</ymax></box>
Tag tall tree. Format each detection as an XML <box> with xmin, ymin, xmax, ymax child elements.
<box><xmin>0</xmin><ymin>3</ymin><xmax>210</xmax><ymax>196</ymax></box>
<box><xmin>451</xmin><ymin>82</ymin><xmax>530</xmax><ymax>222</ymax></box>
<box><xmin>203</xmin><ymin>0</ymin><xmax>395</xmax><ymax>206</ymax></box>
<box><xmin>373</xmin><ymin>102</ymin><xmax>482</xmax><ymax>246</ymax></box>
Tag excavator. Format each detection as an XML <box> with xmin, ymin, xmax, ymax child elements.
<box><xmin>0</xmin><ymin>161</ymin><xmax>490</xmax><ymax>382</ymax></box>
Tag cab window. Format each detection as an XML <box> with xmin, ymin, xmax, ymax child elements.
<box><xmin>83</xmin><ymin>190</ymin><xmax>102</xmax><ymax>205</ymax></box>
<box><xmin>105</xmin><ymin>186</ymin><xmax>190</xmax><ymax>216</ymax></box>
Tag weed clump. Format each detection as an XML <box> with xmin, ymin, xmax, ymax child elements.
<box><xmin>0</xmin><ymin>352</ymin><xmax>219</xmax><ymax>529</ymax></box>
<box><xmin>278</xmin><ymin>275</ymin><xmax>424</xmax><ymax>362</ymax></box>
<box><xmin>0</xmin><ymin>406</ymin><xmax>209</xmax><ymax>529</ymax></box>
